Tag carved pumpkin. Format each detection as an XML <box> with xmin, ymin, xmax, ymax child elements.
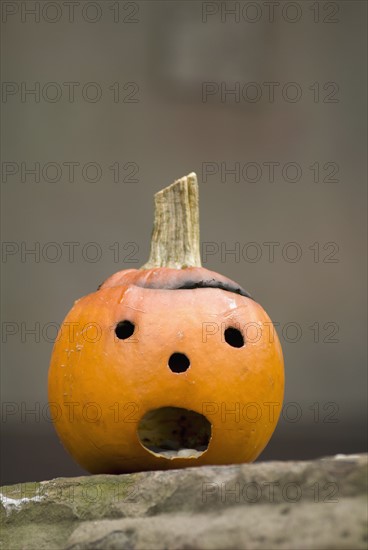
<box><xmin>48</xmin><ymin>174</ymin><xmax>284</xmax><ymax>473</ymax></box>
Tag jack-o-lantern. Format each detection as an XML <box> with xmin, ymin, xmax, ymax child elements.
<box><xmin>48</xmin><ymin>173</ymin><xmax>284</xmax><ymax>473</ymax></box>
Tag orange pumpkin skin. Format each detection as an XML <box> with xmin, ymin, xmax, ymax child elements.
<box><xmin>48</xmin><ymin>267</ymin><xmax>284</xmax><ymax>474</ymax></box>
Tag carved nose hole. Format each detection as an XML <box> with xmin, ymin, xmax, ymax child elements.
<box><xmin>168</xmin><ymin>353</ymin><xmax>190</xmax><ymax>373</ymax></box>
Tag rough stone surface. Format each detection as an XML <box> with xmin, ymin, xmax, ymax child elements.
<box><xmin>1</xmin><ymin>454</ymin><xmax>367</xmax><ymax>550</ymax></box>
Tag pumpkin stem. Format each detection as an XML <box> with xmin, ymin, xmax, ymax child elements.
<box><xmin>141</xmin><ymin>172</ymin><xmax>202</xmax><ymax>269</ymax></box>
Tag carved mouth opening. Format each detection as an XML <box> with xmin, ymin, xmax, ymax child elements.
<box><xmin>137</xmin><ymin>407</ymin><xmax>211</xmax><ymax>459</ymax></box>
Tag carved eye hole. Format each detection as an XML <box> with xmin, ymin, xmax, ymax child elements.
<box><xmin>168</xmin><ymin>353</ymin><xmax>190</xmax><ymax>373</ymax></box>
<box><xmin>115</xmin><ymin>320</ymin><xmax>135</xmax><ymax>340</ymax></box>
<box><xmin>224</xmin><ymin>327</ymin><xmax>244</xmax><ymax>348</ymax></box>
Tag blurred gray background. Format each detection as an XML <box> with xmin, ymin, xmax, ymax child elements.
<box><xmin>1</xmin><ymin>0</ymin><xmax>367</xmax><ymax>484</ymax></box>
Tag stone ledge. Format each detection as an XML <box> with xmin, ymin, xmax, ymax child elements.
<box><xmin>1</xmin><ymin>454</ymin><xmax>367</xmax><ymax>549</ymax></box>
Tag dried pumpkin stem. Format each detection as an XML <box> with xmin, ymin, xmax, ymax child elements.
<box><xmin>141</xmin><ymin>172</ymin><xmax>202</xmax><ymax>269</ymax></box>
